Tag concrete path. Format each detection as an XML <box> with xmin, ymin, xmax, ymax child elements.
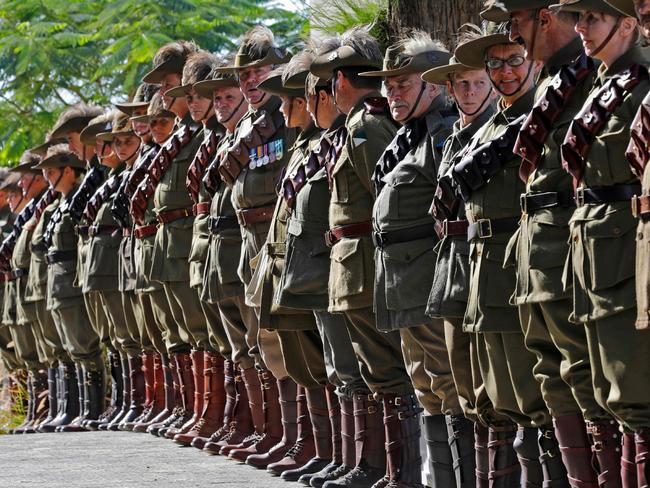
<box><xmin>0</xmin><ymin>431</ymin><xmax>294</xmax><ymax>488</ymax></box>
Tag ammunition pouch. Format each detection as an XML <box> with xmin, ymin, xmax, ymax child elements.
<box><xmin>431</xmin><ymin>175</ymin><xmax>460</xmax><ymax>223</ymax></box>
<box><xmin>626</xmin><ymin>93</ymin><xmax>650</xmax><ymax>178</ymax></box>
<box><xmin>563</xmin><ymin>64</ymin><xmax>648</xmax><ymax>187</ymax></box>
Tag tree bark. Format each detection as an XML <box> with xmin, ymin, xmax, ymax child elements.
<box><xmin>388</xmin><ymin>0</ymin><xmax>483</xmax><ymax>49</ymax></box>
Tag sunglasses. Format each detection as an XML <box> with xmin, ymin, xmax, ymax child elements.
<box><xmin>485</xmin><ymin>55</ymin><xmax>526</xmax><ymax>70</ymax></box>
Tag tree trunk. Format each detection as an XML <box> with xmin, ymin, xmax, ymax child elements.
<box><xmin>388</xmin><ymin>0</ymin><xmax>483</xmax><ymax>49</ymax></box>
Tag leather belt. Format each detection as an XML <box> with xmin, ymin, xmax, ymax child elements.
<box><xmin>122</xmin><ymin>228</ymin><xmax>132</xmax><ymax>237</ymax></box>
<box><xmin>467</xmin><ymin>217</ymin><xmax>520</xmax><ymax>241</ymax></box>
<box><xmin>209</xmin><ymin>216</ymin><xmax>239</xmax><ymax>234</ymax></box>
<box><xmin>157</xmin><ymin>207</ymin><xmax>193</xmax><ymax>225</ymax></box>
<box><xmin>5</xmin><ymin>268</ymin><xmax>27</xmax><ymax>281</ymax></box>
<box><xmin>437</xmin><ymin>219</ymin><xmax>469</xmax><ymax>239</ymax></box>
<box><xmin>325</xmin><ymin>221</ymin><xmax>373</xmax><ymax>247</ymax></box>
<box><xmin>75</xmin><ymin>225</ymin><xmax>89</xmax><ymax>237</ymax></box>
<box><xmin>236</xmin><ymin>205</ymin><xmax>275</xmax><ymax>227</ymax></box>
<box><xmin>88</xmin><ymin>225</ymin><xmax>119</xmax><ymax>237</ymax></box>
<box><xmin>193</xmin><ymin>202</ymin><xmax>210</xmax><ymax>215</ymax></box>
<box><xmin>134</xmin><ymin>224</ymin><xmax>158</xmax><ymax>240</ymax></box>
<box><xmin>575</xmin><ymin>183</ymin><xmax>642</xmax><ymax>207</ymax></box>
<box><xmin>372</xmin><ymin>224</ymin><xmax>438</xmax><ymax>248</ymax></box>
<box><xmin>632</xmin><ymin>194</ymin><xmax>650</xmax><ymax>220</ymax></box>
<box><xmin>520</xmin><ymin>191</ymin><xmax>575</xmax><ymax>213</ymax></box>
<box><xmin>46</xmin><ymin>250</ymin><xmax>77</xmax><ymax>265</ymax></box>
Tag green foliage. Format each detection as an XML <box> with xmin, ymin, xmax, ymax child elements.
<box><xmin>0</xmin><ymin>0</ymin><xmax>308</xmax><ymax>165</ymax></box>
<box><xmin>0</xmin><ymin>377</ymin><xmax>26</xmax><ymax>435</ymax></box>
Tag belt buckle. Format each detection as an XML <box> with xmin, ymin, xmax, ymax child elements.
<box><xmin>442</xmin><ymin>219</ymin><xmax>449</xmax><ymax>237</ymax></box>
<box><xmin>477</xmin><ymin>219</ymin><xmax>492</xmax><ymax>239</ymax></box>
<box><xmin>575</xmin><ymin>187</ymin><xmax>585</xmax><ymax>207</ymax></box>
<box><xmin>519</xmin><ymin>193</ymin><xmax>528</xmax><ymax>214</ymax></box>
<box><xmin>631</xmin><ymin>195</ymin><xmax>639</xmax><ymax>218</ymax></box>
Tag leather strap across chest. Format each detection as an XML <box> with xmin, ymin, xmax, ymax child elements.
<box><xmin>626</xmin><ymin>92</ymin><xmax>650</xmax><ymax>178</ymax></box>
<box><xmin>187</xmin><ymin>129</ymin><xmax>220</xmax><ymax>204</ymax></box>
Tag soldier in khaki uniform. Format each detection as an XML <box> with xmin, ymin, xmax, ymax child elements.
<box><xmin>360</xmin><ymin>34</ymin><xmax>462</xmax><ymax>487</ymax></box>
<box><xmin>34</xmin><ymin>145</ymin><xmax>105</xmax><ymax>432</ymax></box>
<box><xmin>452</xmin><ymin>28</ymin><xmax>570</xmax><ymax>486</ymax></box>
<box><xmin>550</xmin><ymin>1</ymin><xmax>650</xmax><ymax>486</ymax></box>
<box><xmin>128</xmin><ymin>94</ymin><xmax>184</xmax><ymax>435</ymax></box>
<box><xmin>162</xmin><ymin>51</ymin><xmax>231</xmax><ymax>447</ymax></box>
<box><xmin>309</xmin><ymin>28</ymin><xmax>414</xmax><ymax>488</ymax></box>
<box><xmin>627</xmin><ymin>0</ymin><xmax>650</xmax><ymax>484</ymax></box>
<box><xmin>423</xmin><ymin>42</ymin><xmax>499</xmax><ymax>488</ymax></box>
<box><xmin>196</xmin><ymin>62</ymin><xmax>261</xmax><ymax>453</ymax></box>
<box><xmin>133</xmin><ymin>40</ymin><xmax>208</xmax><ymax>439</ymax></box>
<box><xmin>6</xmin><ymin>155</ymin><xmax>65</xmax><ymax>433</ymax></box>
<box><xmin>244</xmin><ymin>56</ymin><xmax>331</xmax><ymax>480</ymax></box>
<box><xmin>211</xmin><ymin>27</ymin><xmax>300</xmax><ymax>465</ymax></box>
<box><xmin>1</xmin><ymin>173</ymin><xmax>49</xmax><ymax>434</ymax></box>
<box><xmin>275</xmin><ymin>48</ymin><xmax>369</xmax><ymax>487</ymax></box>
<box><xmin>482</xmin><ymin>1</ymin><xmax>613</xmax><ymax>485</ymax></box>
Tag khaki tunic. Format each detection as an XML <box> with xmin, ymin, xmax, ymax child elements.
<box><xmin>567</xmin><ymin>46</ymin><xmax>650</xmax><ymax>431</ymax></box>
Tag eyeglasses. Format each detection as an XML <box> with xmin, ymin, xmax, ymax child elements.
<box><xmin>485</xmin><ymin>55</ymin><xmax>526</xmax><ymax>70</ymax></box>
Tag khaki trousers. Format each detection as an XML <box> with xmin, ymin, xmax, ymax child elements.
<box><xmin>277</xmin><ymin>329</ymin><xmax>328</xmax><ymax>388</ymax></box>
<box><xmin>163</xmin><ymin>281</ymin><xmax>212</xmax><ymax>351</ymax></box>
<box><xmin>215</xmin><ymin>295</ymin><xmax>262</xmax><ymax>370</ymax></box>
<box><xmin>50</xmin><ymin>301</ymin><xmax>102</xmax><ymax>370</ymax></box>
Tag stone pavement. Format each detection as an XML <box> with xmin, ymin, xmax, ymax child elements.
<box><xmin>0</xmin><ymin>431</ymin><xmax>293</xmax><ymax>488</ymax></box>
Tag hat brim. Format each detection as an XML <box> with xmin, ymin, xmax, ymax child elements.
<box><xmin>79</xmin><ymin>121</ymin><xmax>113</xmax><ymax>146</ymax></box>
<box><xmin>257</xmin><ymin>75</ymin><xmax>304</xmax><ymax>97</ymax></box>
<box><xmin>50</xmin><ymin>116</ymin><xmax>94</xmax><ymax>139</ymax></box>
<box><xmin>422</xmin><ymin>63</ymin><xmax>478</xmax><ymax>84</ymax></box>
<box><xmin>219</xmin><ymin>48</ymin><xmax>292</xmax><ymax>71</ymax></box>
<box><xmin>549</xmin><ymin>0</ymin><xmax>631</xmax><ymax>15</ymax></box>
<box><xmin>96</xmin><ymin>130</ymin><xmax>137</xmax><ymax>142</ymax></box>
<box><xmin>454</xmin><ymin>34</ymin><xmax>514</xmax><ymax>69</ymax></box>
<box><xmin>142</xmin><ymin>58</ymin><xmax>185</xmax><ymax>84</ymax></box>
<box><xmin>34</xmin><ymin>154</ymin><xmax>86</xmax><ymax>170</ymax></box>
<box><xmin>29</xmin><ymin>139</ymin><xmax>65</xmax><ymax>158</ymax></box>
<box><xmin>164</xmin><ymin>83</ymin><xmax>192</xmax><ymax>98</ymax></box>
<box><xmin>194</xmin><ymin>79</ymin><xmax>240</xmax><ymax>97</ymax></box>
<box><xmin>115</xmin><ymin>101</ymin><xmax>150</xmax><ymax>116</ymax></box>
<box><xmin>130</xmin><ymin>111</ymin><xmax>176</xmax><ymax>124</ymax></box>
<box><xmin>9</xmin><ymin>161</ymin><xmax>41</xmax><ymax>174</ymax></box>
<box><xmin>481</xmin><ymin>6</ymin><xmax>511</xmax><ymax>22</ymax></box>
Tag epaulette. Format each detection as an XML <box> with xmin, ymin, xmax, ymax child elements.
<box><xmin>364</xmin><ymin>97</ymin><xmax>391</xmax><ymax>116</ymax></box>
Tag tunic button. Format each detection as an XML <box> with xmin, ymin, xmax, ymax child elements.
<box><xmin>613</xmin><ymin>227</ymin><xmax>621</xmax><ymax>236</ymax></box>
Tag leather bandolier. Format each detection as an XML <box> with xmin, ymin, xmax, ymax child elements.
<box><xmin>373</xmin><ymin>115</ymin><xmax>427</xmax><ymax>195</ymax></box>
<box><xmin>218</xmin><ymin>108</ymin><xmax>284</xmax><ymax>186</ymax></box>
<box><xmin>186</xmin><ymin>128</ymin><xmax>221</xmax><ymax>206</ymax></box>
<box><xmin>43</xmin><ymin>197</ymin><xmax>71</xmax><ymax>250</ymax></box>
<box><xmin>562</xmin><ymin>64</ymin><xmax>649</xmax><ymax>189</ymax></box>
<box><xmin>84</xmin><ymin>172</ymin><xmax>124</xmax><ymax>224</ymax></box>
<box><xmin>449</xmin><ymin>115</ymin><xmax>525</xmax><ymax>202</ymax></box>
<box><xmin>324</xmin><ymin>126</ymin><xmax>348</xmax><ymax>191</ymax></box>
<box><xmin>130</xmin><ymin>124</ymin><xmax>199</xmax><ymax>225</ymax></box>
<box><xmin>626</xmin><ymin>92</ymin><xmax>650</xmax><ymax>178</ymax></box>
<box><xmin>0</xmin><ymin>190</ymin><xmax>56</xmax><ymax>270</ymax></box>
<box><xmin>68</xmin><ymin>157</ymin><xmax>108</xmax><ymax>224</ymax></box>
<box><xmin>515</xmin><ymin>54</ymin><xmax>596</xmax><ymax>182</ymax></box>
<box><xmin>281</xmin><ymin>131</ymin><xmax>331</xmax><ymax>211</ymax></box>
<box><xmin>111</xmin><ymin>145</ymin><xmax>158</xmax><ymax>230</ymax></box>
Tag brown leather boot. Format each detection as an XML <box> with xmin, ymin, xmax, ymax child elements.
<box><xmin>148</xmin><ymin>353</ymin><xmax>184</xmax><ymax>436</ymax></box>
<box><xmin>246</xmin><ymin>376</ymin><xmax>298</xmax><ymax>468</ymax></box>
<box><xmin>446</xmin><ymin>415</ymin><xmax>476</xmax><ymax>488</ymax></box>
<box><xmin>203</xmin><ymin>364</ymin><xmax>254</xmax><ymax>455</ymax></box>
<box><xmin>229</xmin><ymin>368</ymin><xmax>280</xmax><ymax>461</ymax></box>
<box><xmin>538</xmin><ymin>425</ymin><xmax>570</xmax><ymax>487</ymax></box>
<box><xmin>475</xmin><ymin>422</ymin><xmax>489</xmax><ymax>488</ymax></box>
<box><xmin>587</xmin><ymin>419</ymin><xmax>622</xmax><ymax>488</ymax></box>
<box><xmin>82</xmin><ymin>368</ymin><xmax>105</xmax><ymax>425</ymax></box>
<box><xmin>321</xmin><ymin>392</ymin><xmax>386</xmax><ymax>487</ymax></box>
<box><xmin>422</xmin><ymin>413</ymin><xmax>454</xmax><ymax>487</ymax></box>
<box><xmin>106</xmin><ymin>355</ymin><xmax>131</xmax><ymax>431</ymax></box>
<box><xmin>138</xmin><ymin>353</ymin><xmax>173</xmax><ymax>433</ymax></box>
<box><xmin>118</xmin><ymin>355</ymin><xmax>146</xmax><ymax>430</ymax></box>
<box><xmin>174</xmin><ymin>352</ymin><xmax>225</xmax><ymax>446</ymax></box>
<box><xmin>635</xmin><ymin>429</ymin><xmax>649</xmax><ymax>488</ymax></box>
<box><xmin>302</xmin><ymin>385</ymin><xmax>344</xmax><ymax>486</ymax></box>
<box><xmin>161</xmin><ymin>352</ymin><xmax>195</xmax><ymax>439</ymax></box>
<box><xmin>193</xmin><ymin>359</ymin><xmax>235</xmax><ymax>449</ymax></box>
<box><xmin>488</xmin><ymin>421</ymin><xmax>521</xmax><ymax>488</ymax></box>
<box><xmin>57</xmin><ymin>364</ymin><xmax>87</xmax><ymax>432</ymax></box>
<box><xmin>121</xmin><ymin>352</ymin><xmax>155</xmax><ymax>431</ymax></box>
<box><xmin>621</xmin><ymin>432</ymin><xmax>637</xmax><ymax>488</ymax></box>
<box><xmin>267</xmin><ymin>386</ymin><xmax>316</xmax><ymax>476</ymax></box>
<box><xmin>36</xmin><ymin>367</ymin><xmax>59</xmax><ymax>433</ymax></box>
<box><xmin>131</xmin><ymin>352</ymin><xmax>166</xmax><ymax>431</ymax></box>
<box><xmin>18</xmin><ymin>372</ymin><xmax>38</xmax><ymax>434</ymax></box>
<box><xmin>553</xmin><ymin>414</ymin><xmax>599</xmax><ymax>488</ymax></box>
<box><xmin>177</xmin><ymin>350</ymin><xmax>205</xmax><ymax>433</ymax></box>
<box><xmin>282</xmin><ymin>384</ymin><xmax>334</xmax><ymax>482</ymax></box>
<box><xmin>25</xmin><ymin>370</ymin><xmax>49</xmax><ymax>433</ymax></box>
<box><xmin>38</xmin><ymin>365</ymin><xmax>66</xmax><ymax>433</ymax></box>
<box><xmin>381</xmin><ymin>393</ymin><xmax>424</xmax><ymax>488</ymax></box>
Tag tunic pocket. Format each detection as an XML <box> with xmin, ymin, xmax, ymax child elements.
<box><xmin>283</xmin><ymin>222</ymin><xmax>331</xmax><ymax>296</ymax></box>
<box><xmin>383</xmin><ymin>239</ymin><xmax>435</xmax><ymax>310</ymax></box>
<box><xmin>330</xmin><ymin>238</ymin><xmax>364</xmax><ymax>298</ymax></box>
<box><xmin>166</xmin><ymin>218</ymin><xmax>193</xmax><ymax>259</ymax></box>
<box><xmin>484</xmin><ymin>243</ymin><xmax>516</xmax><ymax>307</ymax></box>
<box><xmin>447</xmin><ymin>239</ymin><xmax>470</xmax><ymax>302</ymax></box>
